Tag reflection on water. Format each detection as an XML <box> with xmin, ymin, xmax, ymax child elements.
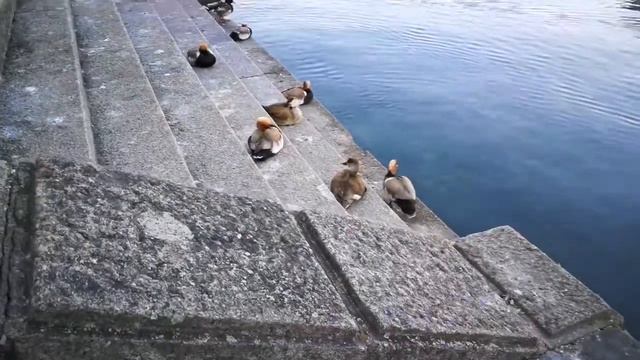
<box><xmin>623</xmin><ymin>0</ymin><xmax>640</xmax><ymax>11</ymax></box>
<box><xmin>234</xmin><ymin>0</ymin><xmax>640</xmax><ymax>337</ymax></box>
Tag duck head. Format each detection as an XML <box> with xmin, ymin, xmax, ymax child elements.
<box><xmin>198</xmin><ymin>43</ymin><xmax>209</xmax><ymax>52</ymax></box>
<box><xmin>302</xmin><ymin>80</ymin><xmax>312</xmax><ymax>91</ymax></box>
<box><xmin>341</xmin><ymin>158</ymin><xmax>361</xmax><ymax>173</ymax></box>
<box><xmin>256</xmin><ymin>117</ymin><xmax>273</xmax><ymax>131</ymax></box>
<box><xmin>388</xmin><ymin>159</ymin><xmax>399</xmax><ymax>175</ymax></box>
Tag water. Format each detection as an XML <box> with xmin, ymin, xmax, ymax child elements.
<box><xmin>233</xmin><ymin>0</ymin><xmax>640</xmax><ymax>337</ymax></box>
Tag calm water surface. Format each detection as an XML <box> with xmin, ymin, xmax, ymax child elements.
<box><xmin>234</xmin><ymin>0</ymin><xmax>640</xmax><ymax>336</ymax></box>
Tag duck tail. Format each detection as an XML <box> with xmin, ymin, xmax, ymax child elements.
<box><xmin>229</xmin><ymin>32</ymin><xmax>240</xmax><ymax>42</ymax></box>
<box><xmin>251</xmin><ymin>150</ymin><xmax>276</xmax><ymax>162</ymax></box>
<box><xmin>396</xmin><ymin>199</ymin><xmax>417</xmax><ymax>218</ymax></box>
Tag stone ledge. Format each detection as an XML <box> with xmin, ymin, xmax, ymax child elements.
<box><xmin>538</xmin><ymin>327</ymin><xmax>640</xmax><ymax>360</ymax></box>
<box><xmin>456</xmin><ymin>226</ymin><xmax>623</xmax><ymax>348</ymax></box>
<box><xmin>295</xmin><ymin>210</ymin><xmax>540</xmax><ymax>356</ymax></box>
<box><xmin>5</xmin><ymin>160</ymin><xmax>357</xmax><ymax>347</ymax></box>
<box><xmin>0</xmin><ymin>160</ymin><xmax>11</xmax><ymax>339</ymax></box>
<box><xmin>13</xmin><ymin>334</ymin><xmax>368</xmax><ymax>360</ymax></box>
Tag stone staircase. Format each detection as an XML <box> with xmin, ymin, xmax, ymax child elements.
<box><xmin>0</xmin><ymin>0</ymin><xmax>637</xmax><ymax>358</ymax></box>
<box><xmin>0</xmin><ymin>0</ymin><xmax>441</xmax><ymax>230</ymax></box>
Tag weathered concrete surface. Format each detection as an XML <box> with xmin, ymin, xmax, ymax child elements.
<box><xmin>538</xmin><ymin>327</ymin><xmax>640</xmax><ymax>360</ymax></box>
<box><xmin>457</xmin><ymin>226</ymin><xmax>623</xmax><ymax>347</ymax></box>
<box><xmin>117</xmin><ymin>2</ymin><xmax>276</xmax><ymax>202</ymax></box>
<box><xmin>0</xmin><ymin>0</ymin><xmax>15</xmax><ymax>79</ymax></box>
<box><xmin>1</xmin><ymin>161</ymin><xmax>35</xmax><ymax>358</ymax></box>
<box><xmin>6</xmin><ymin>160</ymin><xmax>358</xmax><ymax>355</ymax></box>
<box><xmin>70</xmin><ymin>0</ymin><xmax>193</xmax><ymax>186</ymax></box>
<box><xmin>0</xmin><ymin>160</ymin><xmax>10</xmax><ymax>339</ymax></box>
<box><xmin>154</xmin><ymin>0</ymin><xmax>345</xmax><ymax>214</ymax></box>
<box><xmin>210</xmin><ymin>17</ymin><xmax>458</xmax><ymax>239</ymax></box>
<box><xmin>296</xmin><ymin>210</ymin><xmax>540</xmax><ymax>356</ymax></box>
<box><xmin>0</xmin><ymin>0</ymin><xmax>96</xmax><ymax>164</ymax></box>
<box><xmin>14</xmin><ymin>334</ymin><xmax>367</xmax><ymax>360</ymax></box>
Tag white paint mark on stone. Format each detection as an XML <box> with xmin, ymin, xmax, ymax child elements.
<box><xmin>137</xmin><ymin>211</ymin><xmax>193</xmax><ymax>243</ymax></box>
<box><xmin>219</xmin><ymin>109</ymin><xmax>234</xmax><ymax>117</ymax></box>
<box><xmin>47</xmin><ymin>117</ymin><xmax>64</xmax><ymax>125</ymax></box>
<box><xmin>1</xmin><ymin>126</ymin><xmax>22</xmax><ymax>140</ymax></box>
<box><xmin>24</xmin><ymin>86</ymin><xmax>37</xmax><ymax>93</ymax></box>
<box><xmin>225</xmin><ymin>335</ymin><xmax>238</xmax><ymax>344</ymax></box>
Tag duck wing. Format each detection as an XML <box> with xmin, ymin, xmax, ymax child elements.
<box><xmin>247</xmin><ymin>129</ymin><xmax>262</xmax><ymax>151</ymax></box>
<box><xmin>263</xmin><ymin>126</ymin><xmax>284</xmax><ymax>154</ymax></box>
<box><xmin>263</xmin><ymin>103</ymin><xmax>290</xmax><ymax>120</ymax></box>
<box><xmin>349</xmin><ymin>174</ymin><xmax>367</xmax><ymax>196</ymax></box>
<box><xmin>282</xmin><ymin>87</ymin><xmax>306</xmax><ymax>101</ymax></box>
<box><xmin>384</xmin><ymin>176</ymin><xmax>416</xmax><ymax>200</ymax></box>
<box><xmin>186</xmin><ymin>49</ymin><xmax>199</xmax><ymax>64</ymax></box>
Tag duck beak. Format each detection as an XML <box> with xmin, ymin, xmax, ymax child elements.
<box><xmin>341</xmin><ymin>161</ymin><xmax>348</xmax><ymax>165</ymax></box>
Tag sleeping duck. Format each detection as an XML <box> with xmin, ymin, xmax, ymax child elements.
<box><xmin>230</xmin><ymin>24</ymin><xmax>252</xmax><ymax>42</ymax></box>
<box><xmin>186</xmin><ymin>43</ymin><xmax>216</xmax><ymax>68</ymax></box>
<box><xmin>383</xmin><ymin>159</ymin><xmax>417</xmax><ymax>217</ymax></box>
<box><xmin>282</xmin><ymin>80</ymin><xmax>313</xmax><ymax>106</ymax></box>
<box><xmin>204</xmin><ymin>0</ymin><xmax>233</xmax><ymax>19</ymax></box>
<box><xmin>247</xmin><ymin>117</ymin><xmax>284</xmax><ymax>161</ymax></box>
<box><xmin>262</xmin><ymin>98</ymin><xmax>303</xmax><ymax>126</ymax></box>
<box><xmin>330</xmin><ymin>158</ymin><xmax>367</xmax><ymax>209</ymax></box>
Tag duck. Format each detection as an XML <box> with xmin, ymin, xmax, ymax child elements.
<box><xmin>204</xmin><ymin>0</ymin><xmax>233</xmax><ymax>19</ymax></box>
<box><xmin>262</xmin><ymin>98</ymin><xmax>303</xmax><ymax>126</ymax></box>
<box><xmin>282</xmin><ymin>80</ymin><xmax>313</xmax><ymax>106</ymax></box>
<box><xmin>330</xmin><ymin>158</ymin><xmax>367</xmax><ymax>209</ymax></box>
<box><xmin>383</xmin><ymin>159</ymin><xmax>417</xmax><ymax>217</ymax></box>
<box><xmin>230</xmin><ymin>24</ymin><xmax>252</xmax><ymax>42</ymax></box>
<box><xmin>186</xmin><ymin>43</ymin><xmax>216</xmax><ymax>68</ymax></box>
<box><xmin>247</xmin><ymin>117</ymin><xmax>284</xmax><ymax>161</ymax></box>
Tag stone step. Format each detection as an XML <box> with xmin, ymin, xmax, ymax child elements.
<box><xmin>0</xmin><ymin>0</ymin><xmax>15</xmax><ymax>78</ymax></box>
<box><xmin>116</xmin><ymin>2</ymin><xmax>276</xmax><ymax>202</ymax></box>
<box><xmin>173</xmin><ymin>0</ymin><xmax>408</xmax><ymax>229</ymax></box>
<box><xmin>456</xmin><ymin>226</ymin><xmax>624</xmax><ymax>348</ymax></box>
<box><xmin>0</xmin><ymin>0</ymin><xmax>96</xmax><ymax>164</ymax></box>
<box><xmin>152</xmin><ymin>0</ymin><xmax>345</xmax><ymax>215</ymax></box>
<box><xmin>538</xmin><ymin>327</ymin><xmax>640</xmax><ymax>360</ymax></box>
<box><xmin>216</xmin><ymin>18</ymin><xmax>458</xmax><ymax>238</ymax></box>
<box><xmin>295</xmin><ymin>209</ymin><xmax>541</xmax><ymax>357</ymax></box>
<box><xmin>4</xmin><ymin>159</ymin><xmax>360</xmax><ymax>359</ymax></box>
<box><xmin>3</xmin><ymin>159</ymin><xmax>542</xmax><ymax>359</ymax></box>
<box><xmin>69</xmin><ymin>0</ymin><xmax>194</xmax><ymax>186</ymax></box>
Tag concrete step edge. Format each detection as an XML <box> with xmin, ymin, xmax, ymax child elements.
<box><xmin>115</xmin><ymin>0</ymin><xmax>279</xmax><ymax>202</ymax></box>
<box><xmin>0</xmin><ymin>0</ymin><xmax>97</xmax><ymax>165</ymax></box>
<box><xmin>70</xmin><ymin>0</ymin><xmax>195</xmax><ymax>186</ymax></box>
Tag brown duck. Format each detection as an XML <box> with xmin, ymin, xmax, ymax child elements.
<box><xmin>330</xmin><ymin>158</ymin><xmax>367</xmax><ymax>209</ymax></box>
<box><xmin>282</xmin><ymin>80</ymin><xmax>313</xmax><ymax>106</ymax></box>
<box><xmin>262</xmin><ymin>98</ymin><xmax>303</xmax><ymax>126</ymax></box>
<box><xmin>247</xmin><ymin>117</ymin><xmax>284</xmax><ymax>161</ymax></box>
